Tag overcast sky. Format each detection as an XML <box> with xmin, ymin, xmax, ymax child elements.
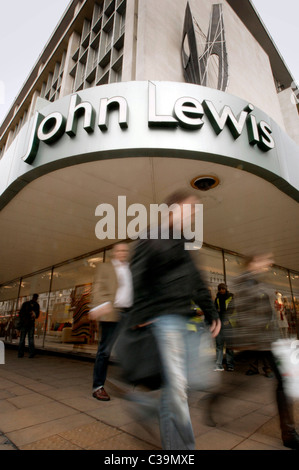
<box><xmin>0</xmin><ymin>0</ymin><xmax>299</xmax><ymax>125</ymax></box>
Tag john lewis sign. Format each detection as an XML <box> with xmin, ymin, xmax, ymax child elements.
<box><xmin>2</xmin><ymin>80</ymin><xmax>299</xmax><ymax>211</ymax></box>
<box><xmin>22</xmin><ymin>81</ymin><xmax>274</xmax><ymax>165</ymax></box>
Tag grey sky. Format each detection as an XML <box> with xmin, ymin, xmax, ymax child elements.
<box><xmin>0</xmin><ymin>0</ymin><xmax>298</xmax><ymax>125</ymax></box>
<box><xmin>0</xmin><ymin>0</ymin><xmax>70</xmax><ymax>124</ymax></box>
<box><xmin>251</xmin><ymin>0</ymin><xmax>299</xmax><ymax>80</ymax></box>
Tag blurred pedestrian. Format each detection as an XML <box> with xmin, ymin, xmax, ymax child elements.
<box><xmin>18</xmin><ymin>294</ymin><xmax>40</xmax><ymax>358</ymax></box>
<box><xmin>89</xmin><ymin>242</ymin><xmax>133</xmax><ymax>401</ymax></box>
<box><xmin>214</xmin><ymin>283</ymin><xmax>235</xmax><ymax>371</ymax></box>
<box><xmin>224</xmin><ymin>253</ymin><xmax>299</xmax><ymax>450</ymax></box>
<box><xmin>127</xmin><ymin>190</ymin><xmax>221</xmax><ymax>450</ymax></box>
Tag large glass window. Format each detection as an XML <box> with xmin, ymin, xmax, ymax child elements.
<box><xmin>2</xmin><ymin>241</ymin><xmax>298</xmax><ymax>352</ymax></box>
<box><xmin>0</xmin><ymin>280</ymin><xmax>20</xmax><ymax>341</ymax></box>
<box><xmin>261</xmin><ymin>266</ymin><xmax>294</xmax><ymax>337</ymax></box>
<box><xmin>45</xmin><ymin>254</ymin><xmax>104</xmax><ymax>347</ymax></box>
<box><xmin>290</xmin><ymin>272</ymin><xmax>299</xmax><ymax>337</ymax></box>
<box><xmin>192</xmin><ymin>246</ymin><xmax>224</xmax><ymax>299</ymax></box>
<box><xmin>223</xmin><ymin>252</ymin><xmax>245</xmax><ymax>293</ymax></box>
<box><xmin>18</xmin><ymin>271</ymin><xmax>52</xmax><ymax>346</ymax></box>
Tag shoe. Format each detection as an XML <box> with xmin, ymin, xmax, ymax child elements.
<box><xmin>227</xmin><ymin>366</ymin><xmax>234</xmax><ymax>372</ymax></box>
<box><xmin>92</xmin><ymin>387</ymin><xmax>110</xmax><ymax>401</ymax></box>
<box><xmin>283</xmin><ymin>430</ymin><xmax>299</xmax><ymax>450</ymax></box>
<box><xmin>214</xmin><ymin>366</ymin><xmax>224</xmax><ymax>371</ymax></box>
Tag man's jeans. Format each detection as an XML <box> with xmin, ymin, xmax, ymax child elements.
<box><xmin>152</xmin><ymin>314</ymin><xmax>208</xmax><ymax>450</ymax></box>
<box><xmin>18</xmin><ymin>326</ymin><xmax>35</xmax><ymax>357</ymax></box>
<box><xmin>93</xmin><ymin>321</ymin><xmax>119</xmax><ymax>390</ymax></box>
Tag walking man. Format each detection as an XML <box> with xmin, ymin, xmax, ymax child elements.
<box><xmin>90</xmin><ymin>242</ymin><xmax>133</xmax><ymax>401</ymax></box>
<box><xmin>127</xmin><ymin>190</ymin><xmax>221</xmax><ymax>450</ymax></box>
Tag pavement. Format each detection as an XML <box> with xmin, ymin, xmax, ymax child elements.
<box><xmin>0</xmin><ymin>344</ymin><xmax>298</xmax><ymax>452</ymax></box>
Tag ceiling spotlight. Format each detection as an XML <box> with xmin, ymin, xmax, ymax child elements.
<box><xmin>191</xmin><ymin>175</ymin><xmax>219</xmax><ymax>191</ymax></box>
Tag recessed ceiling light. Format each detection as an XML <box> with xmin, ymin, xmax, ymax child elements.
<box><xmin>190</xmin><ymin>175</ymin><xmax>220</xmax><ymax>191</ymax></box>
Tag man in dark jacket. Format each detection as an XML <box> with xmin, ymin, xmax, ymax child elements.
<box><xmin>18</xmin><ymin>294</ymin><xmax>40</xmax><ymax>358</ymax></box>
<box><xmin>128</xmin><ymin>190</ymin><xmax>221</xmax><ymax>450</ymax></box>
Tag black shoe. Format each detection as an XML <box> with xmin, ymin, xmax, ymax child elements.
<box><xmin>283</xmin><ymin>431</ymin><xmax>299</xmax><ymax>450</ymax></box>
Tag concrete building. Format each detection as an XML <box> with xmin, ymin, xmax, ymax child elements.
<box><xmin>0</xmin><ymin>0</ymin><xmax>298</xmax><ymax>351</ymax></box>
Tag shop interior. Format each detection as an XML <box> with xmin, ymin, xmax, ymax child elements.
<box><xmin>1</xmin><ymin>242</ymin><xmax>298</xmax><ymax>356</ymax></box>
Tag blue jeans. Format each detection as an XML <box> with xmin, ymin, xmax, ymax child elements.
<box><xmin>152</xmin><ymin>314</ymin><xmax>208</xmax><ymax>450</ymax></box>
<box><xmin>18</xmin><ymin>326</ymin><xmax>35</xmax><ymax>357</ymax></box>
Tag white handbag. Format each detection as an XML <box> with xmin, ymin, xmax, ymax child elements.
<box><xmin>272</xmin><ymin>338</ymin><xmax>299</xmax><ymax>399</ymax></box>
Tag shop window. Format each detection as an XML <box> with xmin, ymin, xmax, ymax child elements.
<box><xmin>46</xmin><ymin>254</ymin><xmax>104</xmax><ymax>346</ymax></box>
<box><xmin>290</xmin><ymin>273</ymin><xmax>299</xmax><ymax>337</ymax></box>
<box><xmin>260</xmin><ymin>266</ymin><xmax>294</xmax><ymax>336</ymax></box>
<box><xmin>192</xmin><ymin>246</ymin><xmax>224</xmax><ymax>299</ymax></box>
<box><xmin>223</xmin><ymin>253</ymin><xmax>244</xmax><ymax>292</ymax></box>
<box><xmin>17</xmin><ymin>272</ymin><xmax>52</xmax><ymax>344</ymax></box>
<box><xmin>0</xmin><ymin>280</ymin><xmax>20</xmax><ymax>340</ymax></box>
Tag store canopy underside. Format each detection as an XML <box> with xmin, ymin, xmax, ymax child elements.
<box><xmin>0</xmin><ymin>156</ymin><xmax>299</xmax><ymax>285</ymax></box>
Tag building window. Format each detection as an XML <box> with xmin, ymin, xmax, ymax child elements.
<box><xmin>71</xmin><ymin>0</ymin><xmax>126</xmax><ymax>92</ymax></box>
<box><xmin>40</xmin><ymin>52</ymin><xmax>66</xmax><ymax>102</ymax></box>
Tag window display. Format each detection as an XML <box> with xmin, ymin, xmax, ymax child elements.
<box><xmin>0</xmin><ymin>280</ymin><xmax>20</xmax><ymax>341</ymax></box>
<box><xmin>1</xmin><ymin>243</ymin><xmax>298</xmax><ymax>354</ymax></box>
<box><xmin>262</xmin><ymin>266</ymin><xmax>295</xmax><ymax>337</ymax></box>
<box><xmin>46</xmin><ymin>254</ymin><xmax>103</xmax><ymax>346</ymax></box>
<box><xmin>289</xmin><ymin>273</ymin><xmax>299</xmax><ymax>337</ymax></box>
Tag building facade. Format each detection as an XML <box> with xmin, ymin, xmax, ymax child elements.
<box><xmin>0</xmin><ymin>0</ymin><xmax>299</xmax><ymax>352</ymax></box>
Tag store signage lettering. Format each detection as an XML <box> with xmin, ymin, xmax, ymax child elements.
<box><xmin>22</xmin><ymin>82</ymin><xmax>274</xmax><ymax>164</ymax></box>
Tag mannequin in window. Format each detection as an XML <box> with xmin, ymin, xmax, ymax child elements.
<box><xmin>275</xmin><ymin>292</ymin><xmax>289</xmax><ymax>339</ymax></box>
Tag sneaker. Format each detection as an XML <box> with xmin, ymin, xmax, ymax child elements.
<box><xmin>227</xmin><ymin>366</ymin><xmax>234</xmax><ymax>372</ymax></box>
<box><xmin>214</xmin><ymin>366</ymin><xmax>224</xmax><ymax>371</ymax></box>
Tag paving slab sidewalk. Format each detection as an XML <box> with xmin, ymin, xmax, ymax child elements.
<box><xmin>0</xmin><ymin>346</ymin><xmax>297</xmax><ymax>451</ymax></box>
